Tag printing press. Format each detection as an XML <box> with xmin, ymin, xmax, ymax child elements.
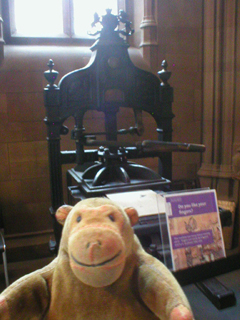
<box><xmin>44</xmin><ymin>9</ymin><xmax>205</xmax><ymax>253</ymax></box>
<box><xmin>43</xmin><ymin>7</ymin><xmax>239</xmax><ymax>281</ymax></box>
<box><xmin>42</xmin><ymin>10</ymin><xmax>240</xmax><ymax>317</ymax></box>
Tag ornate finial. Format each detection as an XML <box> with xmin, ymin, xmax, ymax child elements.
<box><xmin>47</xmin><ymin>59</ymin><xmax>54</xmax><ymax>71</ymax></box>
<box><xmin>158</xmin><ymin>60</ymin><xmax>172</xmax><ymax>86</ymax></box>
<box><xmin>118</xmin><ymin>10</ymin><xmax>134</xmax><ymax>36</ymax></box>
<box><xmin>88</xmin><ymin>9</ymin><xmax>134</xmax><ymax>38</ymax></box>
<box><xmin>101</xmin><ymin>9</ymin><xmax>119</xmax><ymax>31</ymax></box>
<box><xmin>44</xmin><ymin>59</ymin><xmax>59</xmax><ymax>88</ymax></box>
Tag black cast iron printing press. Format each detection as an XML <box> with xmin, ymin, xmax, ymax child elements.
<box><xmin>43</xmin><ymin>10</ymin><xmax>240</xmax><ymax>316</ymax></box>
<box><xmin>43</xmin><ymin>9</ymin><xmax>204</xmax><ymax>250</ymax></box>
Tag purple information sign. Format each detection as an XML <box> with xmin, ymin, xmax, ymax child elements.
<box><xmin>171</xmin><ymin>230</ymin><xmax>214</xmax><ymax>250</ymax></box>
<box><xmin>165</xmin><ymin>191</ymin><xmax>217</xmax><ymax>218</ymax></box>
<box><xmin>163</xmin><ymin>190</ymin><xmax>226</xmax><ymax>271</ymax></box>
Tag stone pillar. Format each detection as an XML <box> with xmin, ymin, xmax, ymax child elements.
<box><xmin>198</xmin><ymin>0</ymin><xmax>238</xmax><ymax>201</ymax></box>
<box><xmin>140</xmin><ymin>0</ymin><xmax>158</xmax><ymax>71</ymax></box>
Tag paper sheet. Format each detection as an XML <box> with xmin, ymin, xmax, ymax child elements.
<box><xmin>107</xmin><ymin>189</ymin><xmax>165</xmax><ymax>217</ymax></box>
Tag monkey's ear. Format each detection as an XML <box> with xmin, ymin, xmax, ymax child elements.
<box><xmin>124</xmin><ymin>207</ymin><xmax>139</xmax><ymax>226</ymax></box>
<box><xmin>55</xmin><ymin>205</ymin><xmax>73</xmax><ymax>225</ymax></box>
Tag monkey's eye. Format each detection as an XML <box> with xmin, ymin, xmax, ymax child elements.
<box><xmin>108</xmin><ymin>214</ymin><xmax>115</xmax><ymax>222</ymax></box>
<box><xmin>76</xmin><ymin>216</ymin><xmax>81</xmax><ymax>223</ymax></box>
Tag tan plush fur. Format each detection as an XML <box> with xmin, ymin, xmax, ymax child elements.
<box><xmin>0</xmin><ymin>198</ymin><xmax>194</xmax><ymax>320</ymax></box>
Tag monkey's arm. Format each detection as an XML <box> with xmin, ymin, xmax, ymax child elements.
<box><xmin>135</xmin><ymin>237</ymin><xmax>194</xmax><ymax>320</ymax></box>
<box><xmin>0</xmin><ymin>260</ymin><xmax>56</xmax><ymax>320</ymax></box>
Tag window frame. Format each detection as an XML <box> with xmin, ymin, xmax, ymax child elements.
<box><xmin>2</xmin><ymin>0</ymin><xmax>125</xmax><ymax>45</ymax></box>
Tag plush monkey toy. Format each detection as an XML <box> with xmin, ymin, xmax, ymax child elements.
<box><xmin>0</xmin><ymin>198</ymin><xmax>194</xmax><ymax>320</ymax></box>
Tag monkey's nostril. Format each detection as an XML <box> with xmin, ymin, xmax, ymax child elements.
<box><xmin>86</xmin><ymin>241</ymin><xmax>101</xmax><ymax>249</ymax></box>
